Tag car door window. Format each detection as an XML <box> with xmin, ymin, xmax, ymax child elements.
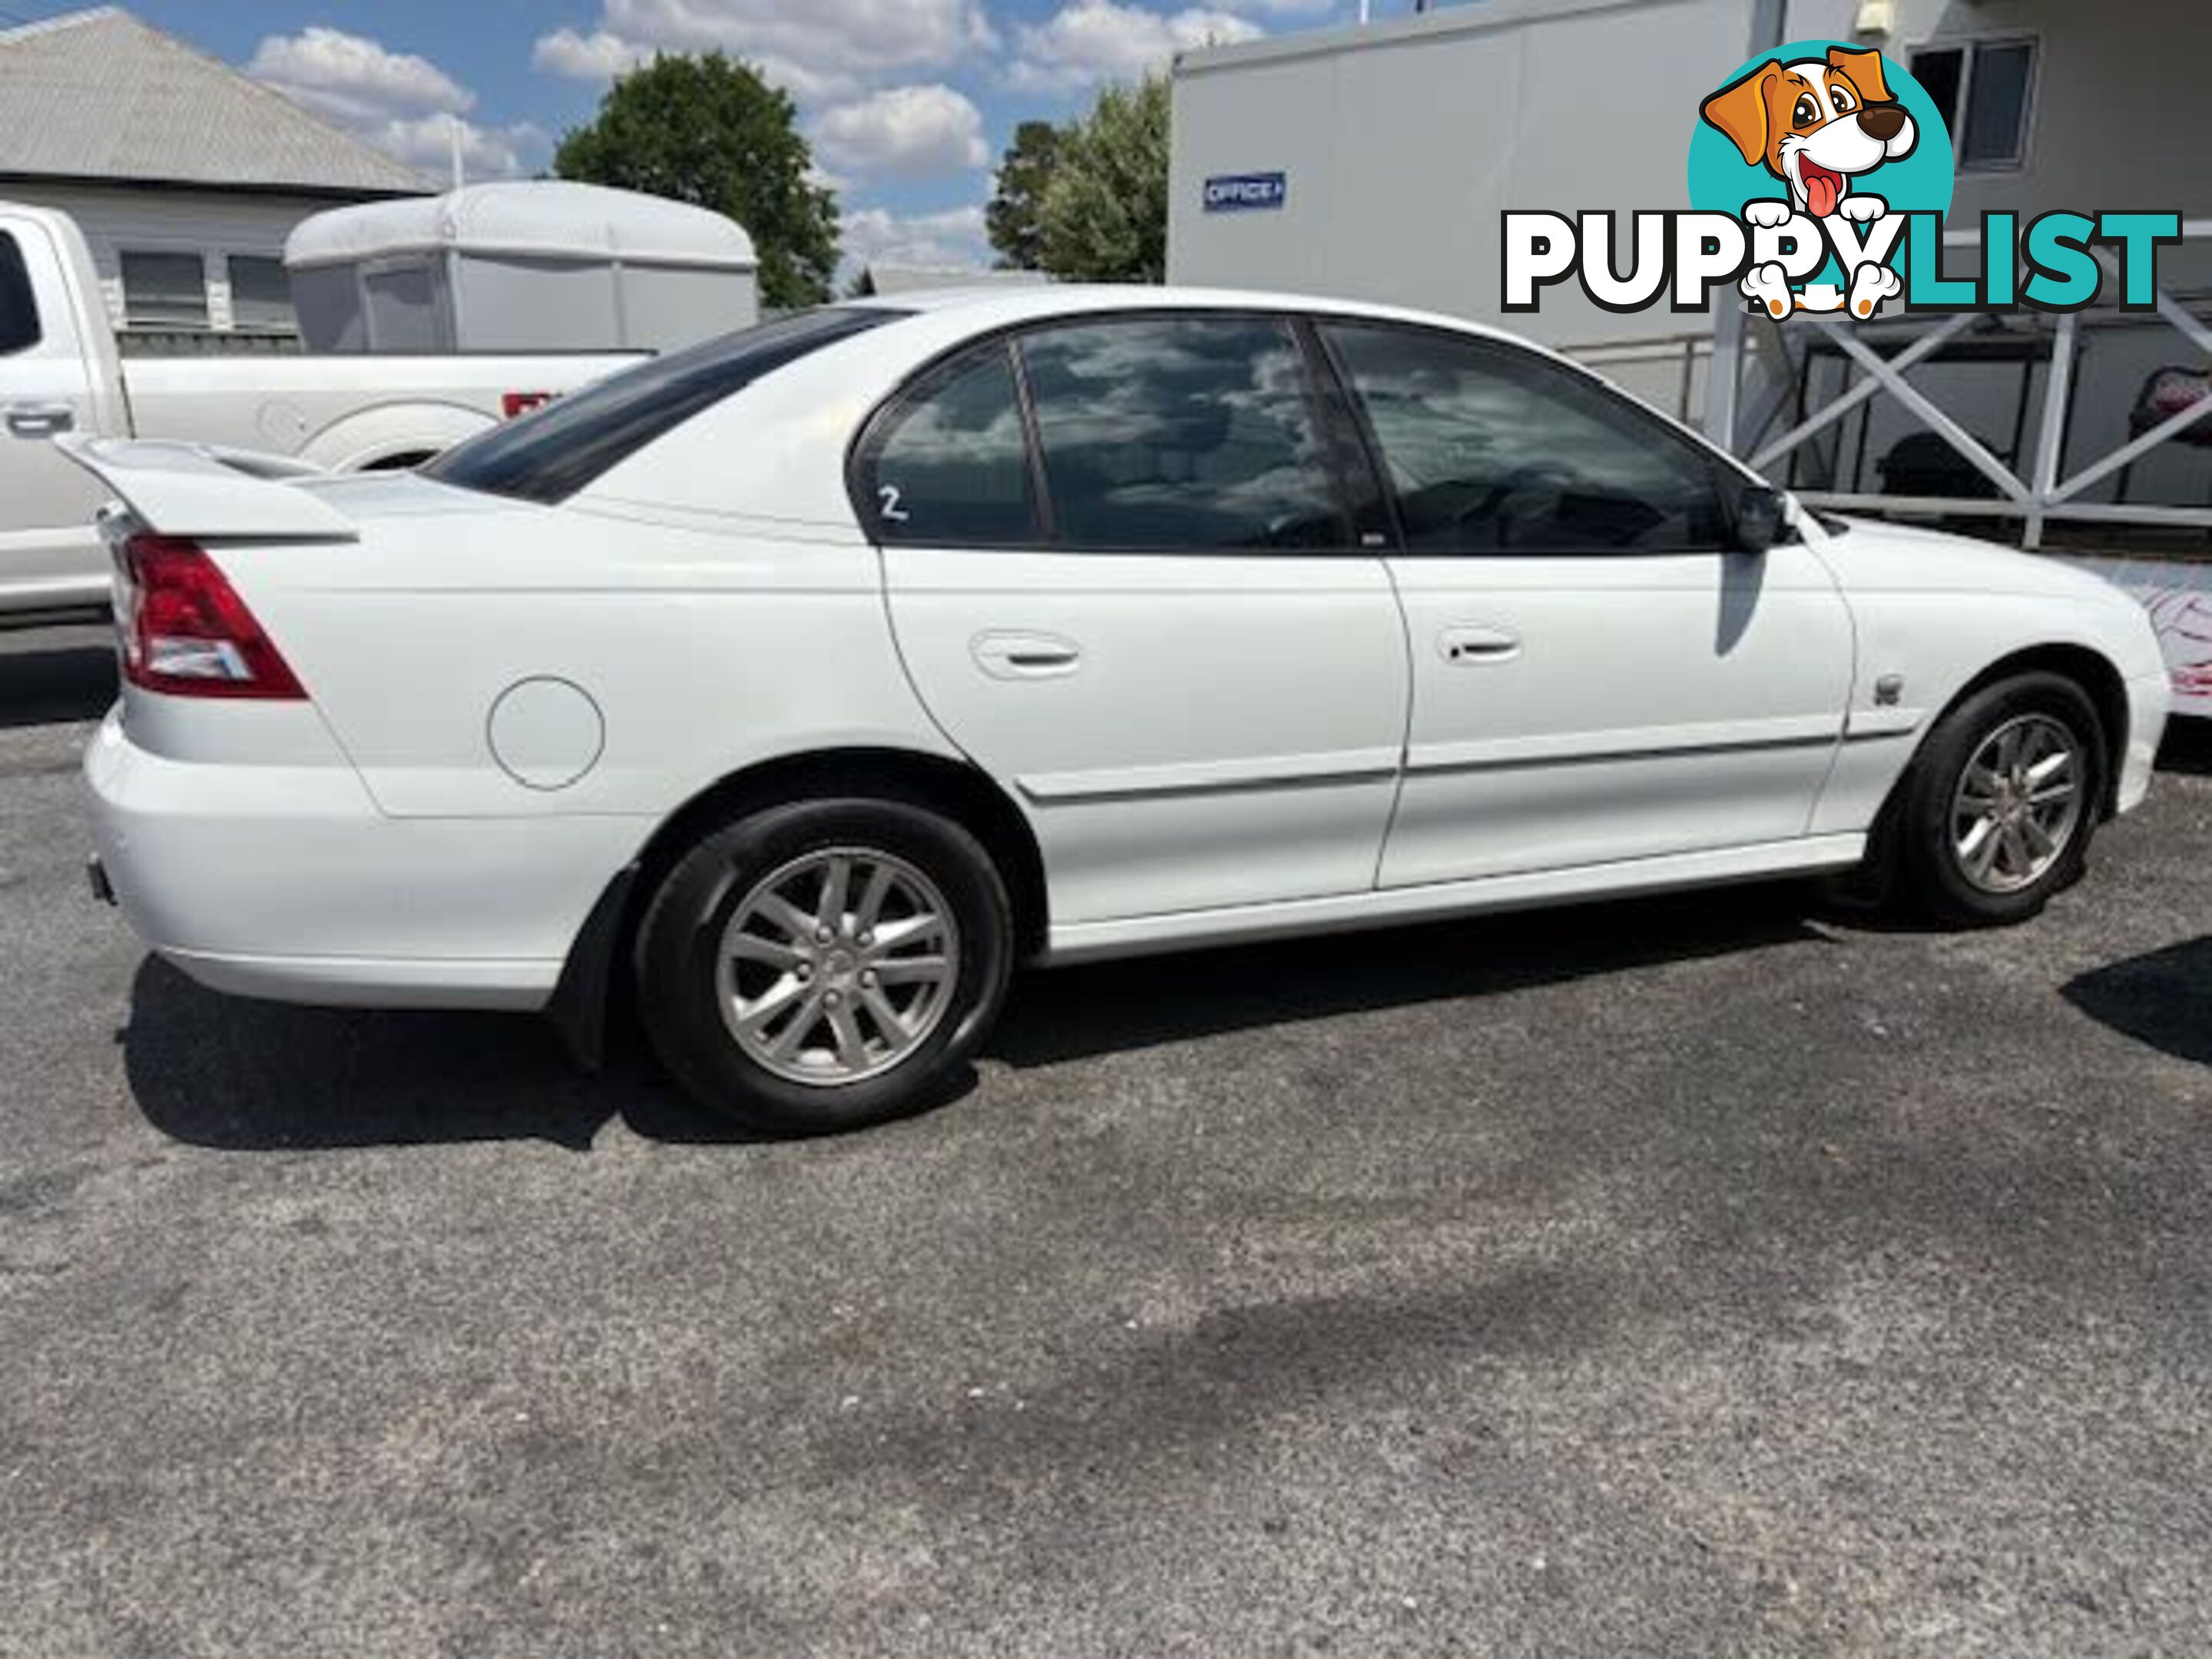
<box><xmin>1015</xmin><ymin>315</ymin><xmax>1349</xmax><ymax>551</ymax></box>
<box><xmin>1321</xmin><ymin>322</ymin><xmax>1729</xmax><ymax>555</ymax></box>
<box><xmin>858</xmin><ymin>341</ymin><xmax>1038</xmax><ymax>545</ymax></box>
<box><xmin>0</xmin><ymin>233</ymin><xmax>39</xmax><ymax>356</ymax></box>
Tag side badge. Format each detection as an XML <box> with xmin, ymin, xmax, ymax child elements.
<box><xmin>1874</xmin><ymin>673</ymin><xmax>1905</xmax><ymax>707</ymax></box>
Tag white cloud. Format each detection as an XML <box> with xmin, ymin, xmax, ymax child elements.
<box><xmin>531</xmin><ymin>25</ymin><xmax>859</xmax><ymax>101</ymax></box>
<box><xmin>530</xmin><ymin>27</ymin><xmax>649</xmax><ymax>81</ymax></box>
<box><xmin>533</xmin><ymin>0</ymin><xmax>995</xmax><ymax>101</ymax></box>
<box><xmin>247</xmin><ymin>26</ymin><xmax>545</xmax><ymax>181</ymax></box>
<box><xmin>246</xmin><ymin>26</ymin><xmax>472</xmax><ymax>124</ymax></box>
<box><xmin>1009</xmin><ymin>1</ymin><xmax>1263</xmax><ymax>91</ymax></box>
<box><xmin>369</xmin><ymin>115</ymin><xmax>554</xmax><ymax>183</ymax></box>
<box><xmin>814</xmin><ymin>84</ymin><xmax>988</xmax><ymax>180</ymax></box>
<box><xmin>843</xmin><ymin>204</ymin><xmax>991</xmax><ymax>273</ymax></box>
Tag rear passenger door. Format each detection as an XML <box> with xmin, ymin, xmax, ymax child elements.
<box><xmin>867</xmin><ymin>312</ymin><xmax>1410</xmax><ymax>929</ymax></box>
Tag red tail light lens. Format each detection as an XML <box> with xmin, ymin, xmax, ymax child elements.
<box><xmin>118</xmin><ymin>534</ymin><xmax>306</xmax><ymax>700</ymax></box>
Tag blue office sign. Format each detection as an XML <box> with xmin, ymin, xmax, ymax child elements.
<box><xmin>1204</xmin><ymin>172</ymin><xmax>1286</xmax><ymax>214</ymax></box>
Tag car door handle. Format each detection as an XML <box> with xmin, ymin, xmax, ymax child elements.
<box><xmin>5</xmin><ymin>402</ymin><xmax>75</xmax><ymax>438</ymax></box>
<box><xmin>1439</xmin><ymin>624</ymin><xmax>1522</xmax><ymax>664</ymax></box>
<box><xmin>972</xmin><ymin>631</ymin><xmax>1081</xmax><ymax>680</ymax></box>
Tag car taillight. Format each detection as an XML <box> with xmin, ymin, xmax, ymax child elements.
<box><xmin>118</xmin><ymin>534</ymin><xmax>306</xmax><ymax>700</ymax></box>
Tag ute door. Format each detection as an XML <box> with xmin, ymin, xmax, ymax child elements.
<box><xmin>868</xmin><ymin>312</ymin><xmax>1409</xmax><ymax>928</ymax></box>
<box><xmin>0</xmin><ymin>217</ymin><xmax>108</xmax><ymax>608</ymax></box>
<box><xmin>1314</xmin><ymin>319</ymin><xmax>1854</xmax><ymax>889</ymax></box>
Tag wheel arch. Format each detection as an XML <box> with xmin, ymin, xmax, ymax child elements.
<box><xmin>296</xmin><ymin>401</ymin><xmax>496</xmax><ymax>472</ymax></box>
<box><xmin>1942</xmin><ymin>643</ymin><xmax>2129</xmax><ymax>819</ymax></box>
<box><xmin>548</xmin><ymin>746</ymin><xmax>1048</xmax><ymax>1069</ymax></box>
<box><xmin>1852</xmin><ymin>641</ymin><xmax>2130</xmax><ymax>911</ymax></box>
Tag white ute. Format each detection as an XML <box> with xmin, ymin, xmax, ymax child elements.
<box><xmin>0</xmin><ymin>200</ymin><xmax>644</xmax><ymax>618</ymax></box>
<box><xmin>68</xmin><ymin>287</ymin><xmax>2171</xmax><ymax>1135</ymax></box>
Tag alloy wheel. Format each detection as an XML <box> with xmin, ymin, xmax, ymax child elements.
<box><xmin>1947</xmin><ymin>713</ymin><xmax>2085</xmax><ymax>895</ymax></box>
<box><xmin>714</xmin><ymin>847</ymin><xmax>961</xmax><ymax>1086</ymax></box>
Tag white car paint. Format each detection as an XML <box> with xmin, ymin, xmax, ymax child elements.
<box><xmin>70</xmin><ymin>284</ymin><xmax>2168</xmax><ymax>1018</ymax></box>
<box><xmin>0</xmin><ymin>201</ymin><xmax>643</xmax><ymax>616</ymax></box>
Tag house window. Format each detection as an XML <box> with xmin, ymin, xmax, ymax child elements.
<box><xmin>120</xmin><ymin>250</ymin><xmax>209</xmax><ymax>328</ymax></box>
<box><xmin>227</xmin><ymin>255</ymin><xmax>294</xmax><ymax>333</ymax></box>
<box><xmin>1911</xmin><ymin>38</ymin><xmax>2036</xmax><ymax>168</ymax></box>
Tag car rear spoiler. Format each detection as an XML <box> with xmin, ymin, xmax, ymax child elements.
<box><xmin>55</xmin><ymin>436</ymin><xmax>359</xmax><ymax>541</ymax></box>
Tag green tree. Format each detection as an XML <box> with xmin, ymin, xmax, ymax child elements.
<box><xmin>1036</xmin><ymin>75</ymin><xmax>1171</xmax><ymax>283</ymax></box>
<box><xmin>985</xmin><ymin>120</ymin><xmax>1064</xmax><ymax>271</ymax></box>
<box><xmin>553</xmin><ymin>52</ymin><xmax>840</xmax><ymax>308</ymax></box>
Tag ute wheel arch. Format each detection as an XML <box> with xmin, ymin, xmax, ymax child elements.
<box><xmin>547</xmin><ymin>748</ymin><xmax>1048</xmax><ymax>1069</ymax></box>
<box><xmin>299</xmin><ymin>402</ymin><xmax>496</xmax><ymax>474</ymax></box>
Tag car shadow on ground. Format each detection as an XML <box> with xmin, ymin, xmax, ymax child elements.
<box><xmin>2155</xmin><ymin>717</ymin><xmax>2212</xmax><ymax>778</ymax></box>
<box><xmin>2061</xmin><ymin>934</ymin><xmax>2212</xmax><ymax>1068</ymax></box>
<box><xmin>992</xmin><ymin>885</ymin><xmax>1823</xmax><ymax>1068</ymax></box>
<box><xmin>122</xmin><ymin>884</ymin><xmax>1826</xmax><ymax>1153</ymax></box>
<box><xmin>121</xmin><ymin>955</ymin><xmax>760</xmax><ymax>1152</ymax></box>
<box><xmin>0</xmin><ymin>637</ymin><xmax>114</xmax><ymax>730</ymax></box>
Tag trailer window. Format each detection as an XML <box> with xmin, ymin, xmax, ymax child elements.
<box><xmin>424</xmin><ymin>306</ymin><xmax>902</xmax><ymax>506</ymax></box>
<box><xmin>0</xmin><ymin>233</ymin><xmax>38</xmax><ymax>356</ymax></box>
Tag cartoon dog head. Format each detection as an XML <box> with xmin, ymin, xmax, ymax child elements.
<box><xmin>1701</xmin><ymin>47</ymin><xmax>1917</xmax><ymax>219</ymax></box>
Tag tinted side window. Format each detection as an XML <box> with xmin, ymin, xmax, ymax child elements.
<box><xmin>1323</xmin><ymin>323</ymin><xmax>1728</xmax><ymax>555</ymax></box>
<box><xmin>0</xmin><ymin>233</ymin><xmax>38</xmax><ymax>356</ymax></box>
<box><xmin>1016</xmin><ymin>316</ymin><xmax>1347</xmax><ymax>551</ymax></box>
<box><xmin>859</xmin><ymin>343</ymin><xmax>1036</xmax><ymax>545</ymax></box>
<box><xmin>425</xmin><ymin>306</ymin><xmax>900</xmax><ymax>506</ymax></box>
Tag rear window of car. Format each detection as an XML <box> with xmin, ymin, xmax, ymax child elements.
<box><xmin>422</xmin><ymin>306</ymin><xmax>902</xmax><ymax>506</ymax></box>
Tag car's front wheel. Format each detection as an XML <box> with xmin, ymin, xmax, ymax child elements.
<box><xmin>634</xmin><ymin>799</ymin><xmax>1014</xmax><ymax>1134</ymax></box>
<box><xmin>1890</xmin><ymin>671</ymin><xmax>2105</xmax><ymax>927</ymax></box>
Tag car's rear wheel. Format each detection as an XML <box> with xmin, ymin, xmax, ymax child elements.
<box><xmin>634</xmin><ymin>799</ymin><xmax>1013</xmax><ymax>1134</ymax></box>
<box><xmin>1889</xmin><ymin>671</ymin><xmax>2105</xmax><ymax>926</ymax></box>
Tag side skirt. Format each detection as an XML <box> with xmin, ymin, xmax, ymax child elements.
<box><xmin>1042</xmin><ymin>833</ymin><xmax>1868</xmax><ymax>965</ymax></box>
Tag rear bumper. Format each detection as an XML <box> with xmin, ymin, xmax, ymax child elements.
<box><xmin>156</xmin><ymin>945</ymin><xmax>557</xmax><ymax>1010</ymax></box>
<box><xmin>84</xmin><ymin>704</ymin><xmax>642</xmax><ymax>1012</ymax></box>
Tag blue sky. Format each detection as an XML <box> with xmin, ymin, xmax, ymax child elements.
<box><xmin>8</xmin><ymin>0</ymin><xmax>1392</xmax><ymax>270</ymax></box>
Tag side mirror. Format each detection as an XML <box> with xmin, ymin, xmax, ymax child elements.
<box><xmin>1730</xmin><ymin>482</ymin><xmax>1787</xmax><ymax>553</ymax></box>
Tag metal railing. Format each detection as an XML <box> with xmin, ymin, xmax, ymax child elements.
<box><xmin>1707</xmin><ymin>219</ymin><xmax>2212</xmax><ymax>549</ymax></box>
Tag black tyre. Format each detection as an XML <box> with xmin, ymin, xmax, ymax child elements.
<box><xmin>1889</xmin><ymin>671</ymin><xmax>2105</xmax><ymax>927</ymax></box>
<box><xmin>634</xmin><ymin>798</ymin><xmax>1014</xmax><ymax>1134</ymax></box>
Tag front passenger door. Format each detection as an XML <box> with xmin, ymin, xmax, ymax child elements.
<box><xmin>1316</xmin><ymin>320</ymin><xmax>1855</xmax><ymax>889</ymax></box>
<box><xmin>870</xmin><ymin>313</ymin><xmax>1409</xmax><ymax>929</ymax></box>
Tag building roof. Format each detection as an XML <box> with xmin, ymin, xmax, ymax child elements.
<box><xmin>287</xmin><ymin>182</ymin><xmax>757</xmax><ymax>271</ymax></box>
<box><xmin>0</xmin><ymin>7</ymin><xmax>433</xmax><ymax>197</ymax></box>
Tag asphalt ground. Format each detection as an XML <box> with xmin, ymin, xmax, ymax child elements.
<box><xmin>2</xmin><ymin>622</ymin><xmax>2208</xmax><ymax>1657</ymax></box>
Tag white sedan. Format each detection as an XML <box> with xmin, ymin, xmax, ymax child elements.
<box><xmin>71</xmin><ymin>286</ymin><xmax>2169</xmax><ymax>1133</ymax></box>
